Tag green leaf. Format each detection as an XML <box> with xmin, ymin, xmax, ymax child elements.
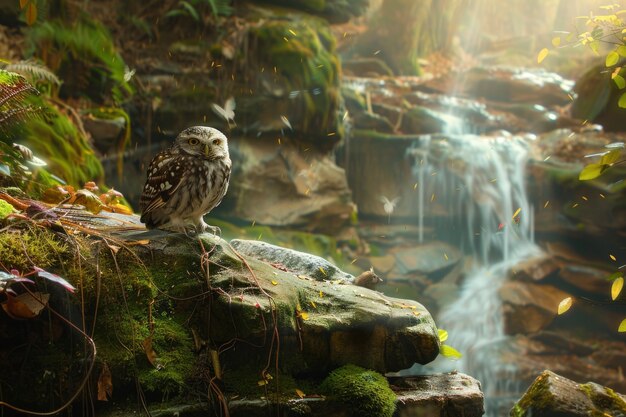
<box><xmin>557</xmin><ymin>296</ymin><xmax>573</xmax><ymax>315</ymax></box>
<box><xmin>537</xmin><ymin>48</ymin><xmax>549</xmax><ymax>64</ymax></box>
<box><xmin>613</xmin><ymin>74</ymin><xmax>626</xmax><ymax>89</ymax></box>
<box><xmin>608</xmin><ymin>271</ymin><xmax>624</xmax><ymax>281</ymax></box>
<box><xmin>612</xmin><ymin>277</ymin><xmax>624</xmax><ymax>300</ymax></box>
<box><xmin>440</xmin><ymin>344</ymin><xmax>462</xmax><ymax>359</ymax></box>
<box><xmin>617</xmin><ymin>45</ymin><xmax>626</xmax><ymax>57</ymax></box>
<box><xmin>601</xmin><ymin>149</ymin><xmax>621</xmax><ymax>165</ymax></box>
<box><xmin>619</xmin><ymin>92</ymin><xmax>626</xmax><ymax>108</ymax></box>
<box><xmin>438</xmin><ymin>329</ymin><xmax>448</xmax><ymax>343</ymax></box>
<box><xmin>619</xmin><ymin>318</ymin><xmax>626</xmax><ymax>332</ymax></box>
<box><xmin>579</xmin><ymin>163</ymin><xmax>606</xmax><ymax>180</ymax></box>
<box><xmin>179</xmin><ymin>1</ymin><xmax>199</xmax><ymax>21</ymax></box>
<box><xmin>589</xmin><ymin>40</ymin><xmax>600</xmax><ymax>55</ymax></box>
<box><xmin>606</xmin><ymin>51</ymin><xmax>620</xmax><ymax>67</ymax></box>
<box><xmin>552</xmin><ymin>37</ymin><xmax>561</xmax><ymax>47</ymax></box>
<box><xmin>0</xmin><ymin>200</ymin><xmax>13</xmax><ymax>219</ymax></box>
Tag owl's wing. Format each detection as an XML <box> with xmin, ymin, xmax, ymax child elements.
<box><xmin>140</xmin><ymin>152</ymin><xmax>187</xmax><ymax>215</ymax></box>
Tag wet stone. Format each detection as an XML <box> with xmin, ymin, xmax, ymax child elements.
<box><xmin>393</xmin><ymin>242</ymin><xmax>461</xmax><ymax>277</ymax></box>
<box><xmin>391</xmin><ymin>372</ymin><xmax>484</xmax><ymax>417</ymax></box>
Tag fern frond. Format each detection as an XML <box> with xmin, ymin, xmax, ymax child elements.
<box><xmin>4</xmin><ymin>59</ymin><xmax>61</xmax><ymax>85</ymax></box>
<box><xmin>0</xmin><ymin>76</ymin><xmax>40</xmax><ymax>109</ymax></box>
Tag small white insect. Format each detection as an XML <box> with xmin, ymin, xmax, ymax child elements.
<box><xmin>211</xmin><ymin>96</ymin><xmax>236</xmax><ymax>126</ymax></box>
<box><xmin>380</xmin><ymin>195</ymin><xmax>400</xmax><ymax>223</ymax></box>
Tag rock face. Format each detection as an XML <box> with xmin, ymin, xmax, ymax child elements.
<box><xmin>222</xmin><ymin>138</ymin><xmax>356</xmax><ymax>233</ymax></box>
<box><xmin>511</xmin><ymin>370</ymin><xmax>626</xmax><ymax>417</ymax></box>
<box><xmin>231</xmin><ymin>239</ymin><xmax>354</xmax><ymax>282</ymax></box>
<box><xmin>391</xmin><ymin>373</ymin><xmax>485</xmax><ymax>417</ymax></box>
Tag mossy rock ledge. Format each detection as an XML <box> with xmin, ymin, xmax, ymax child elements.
<box><xmin>511</xmin><ymin>370</ymin><xmax>626</xmax><ymax>417</ymax></box>
<box><xmin>0</xmin><ymin>210</ymin><xmax>440</xmax><ymax>413</ymax></box>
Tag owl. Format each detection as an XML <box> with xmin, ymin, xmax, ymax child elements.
<box><xmin>140</xmin><ymin>126</ymin><xmax>231</xmax><ymax>233</ymax></box>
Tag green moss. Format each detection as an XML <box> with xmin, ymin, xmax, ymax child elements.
<box><xmin>0</xmin><ymin>199</ymin><xmax>13</xmax><ymax>218</ymax></box>
<box><xmin>579</xmin><ymin>383</ymin><xmax>626</xmax><ymax>415</ymax></box>
<box><xmin>319</xmin><ymin>364</ymin><xmax>396</xmax><ymax>417</ymax></box>
<box><xmin>0</xmin><ymin>227</ymin><xmax>67</xmax><ymax>271</ymax></box>
<box><xmin>222</xmin><ymin>366</ymin><xmax>317</xmax><ymax>401</ymax></box>
<box><xmin>513</xmin><ymin>372</ymin><xmax>553</xmax><ymax>415</ymax></box>
<box><xmin>26</xmin><ymin>17</ymin><xmax>133</xmax><ymax>104</ymax></box>
<box><xmin>247</xmin><ymin>17</ymin><xmax>342</xmax><ymax>140</ymax></box>
<box><xmin>254</xmin><ymin>0</ymin><xmax>368</xmax><ymax>23</ymax></box>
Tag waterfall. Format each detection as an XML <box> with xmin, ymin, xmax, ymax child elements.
<box><xmin>407</xmin><ymin>132</ymin><xmax>539</xmax><ymax>416</ymax></box>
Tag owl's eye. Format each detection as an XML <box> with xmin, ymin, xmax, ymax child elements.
<box><xmin>188</xmin><ymin>138</ymin><xmax>199</xmax><ymax>146</ymax></box>
<box><xmin>213</xmin><ymin>139</ymin><xmax>221</xmax><ymax>146</ymax></box>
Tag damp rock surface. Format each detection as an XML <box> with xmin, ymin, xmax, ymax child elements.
<box><xmin>511</xmin><ymin>370</ymin><xmax>626</xmax><ymax>417</ymax></box>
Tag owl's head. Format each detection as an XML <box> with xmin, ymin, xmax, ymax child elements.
<box><xmin>175</xmin><ymin>126</ymin><xmax>229</xmax><ymax>160</ymax></box>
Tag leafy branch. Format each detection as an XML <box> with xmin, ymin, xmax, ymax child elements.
<box><xmin>538</xmin><ymin>3</ymin><xmax>626</xmax><ymax>108</ymax></box>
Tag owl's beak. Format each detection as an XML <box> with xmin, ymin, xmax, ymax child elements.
<box><xmin>204</xmin><ymin>144</ymin><xmax>210</xmax><ymax>157</ymax></box>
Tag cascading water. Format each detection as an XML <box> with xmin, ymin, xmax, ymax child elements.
<box><xmin>407</xmin><ymin>132</ymin><xmax>539</xmax><ymax>416</ymax></box>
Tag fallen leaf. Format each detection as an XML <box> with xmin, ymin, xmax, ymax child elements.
<box><xmin>271</xmin><ymin>280</ymin><xmax>278</xmax><ymax>286</ymax></box>
<box><xmin>97</xmin><ymin>363</ymin><xmax>113</xmax><ymax>401</ymax></box>
<box><xmin>619</xmin><ymin>318</ymin><xmax>626</xmax><ymax>332</ymax></box>
<box><xmin>295</xmin><ymin>388</ymin><xmax>305</xmax><ymax>398</ymax></box>
<box><xmin>69</xmin><ymin>189</ymin><xmax>104</xmax><ymax>214</ymax></box>
<box><xmin>103</xmin><ymin>203</ymin><xmax>133</xmax><ymax>215</ymax></box>
<box><xmin>2</xmin><ymin>291</ymin><xmax>49</xmax><ymax>319</ymax></box>
<box><xmin>557</xmin><ymin>297</ymin><xmax>573</xmax><ymax>315</ymax></box>
<box><xmin>537</xmin><ymin>48</ymin><xmax>549</xmax><ymax>63</ymax></box>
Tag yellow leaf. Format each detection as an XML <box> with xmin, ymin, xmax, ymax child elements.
<box><xmin>413</xmin><ymin>311</ymin><xmax>421</xmax><ymax>317</ymax></box>
<box><xmin>557</xmin><ymin>297</ymin><xmax>573</xmax><ymax>315</ymax></box>
<box><xmin>443</xmin><ymin>253</ymin><xmax>448</xmax><ymax>260</ymax></box>
<box><xmin>25</xmin><ymin>2</ymin><xmax>36</xmax><ymax>25</ymax></box>
<box><xmin>258</xmin><ymin>379</ymin><xmax>268</xmax><ymax>386</ymax></box>
<box><xmin>611</xmin><ymin>277</ymin><xmax>623</xmax><ymax>300</ymax></box>
<box><xmin>619</xmin><ymin>318</ymin><xmax>626</xmax><ymax>332</ymax></box>
<box><xmin>440</xmin><ymin>344</ymin><xmax>462</xmax><ymax>359</ymax></box>
<box><xmin>537</xmin><ymin>48</ymin><xmax>549</xmax><ymax>64</ymax></box>
<box><xmin>551</xmin><ymin>37</ymin><xmax>561</xmax><ymax>47</ymax></box>
<box><xmin>438</xmin><ymin>329</ymin><xmax>448</xmax><ymax>342</ymax></box>
<box><xmin>271</xmin><ymin>280</ymin><xmax>278</xmax><ymax>286</ymax></box>
<box><xmin>613</xmin><ymin>74</ymin><xmax>626</xmax><ymax>89</ymax></box>
<box><xmin>310</xmin><ymin>301</ymin><xmax>316</xmax><ymax>308</ymax></box>
<box><xmin>295</xmin><ymin>389</ymin><xmax>305</xmax><ymax>398</ymax></box>
<box><xmin>512</xmin><ymin>207</ymin><xmax>521</xmax><ymax>219</ymax></box>
<box><xmin>617</xmin><ymin>45</ymin><xmax>626</xmax><ymax>57</ymax></box>
<box><xmin>319</xmin><ymin>267</ymin><xmax>326</xmax><ymax>276</ymax></box>
<box><xmin>610</xmin><ymin>254</ymin><xmax>617</xmax><ymax>261</ymax></box>
<box><xmin>579</xmin><ymin>163</ymin><xmax>605</xmax><ymax>180</ymax></box>
<box><xmin>319</xmin><ymin>291</ymin><xmax>324</xmax><ymax>298</ymax></box>
<box><xmin>601</xmin><ymin>149</ymin><xmax>621</xmax><ymax>165</ymax></box>
<box><xmin>299</xmin><ymin>311</ymin><xmax>309</xmax><ymax>320</ymax></box>
<box><xmin>606</xmin><ymin>51</ymin><xmax>620</xmax><ymax>67</ymax></box>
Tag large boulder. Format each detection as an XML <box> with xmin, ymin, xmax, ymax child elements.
<box><xmin>0</xmin><ymin>208</ymin><xmax>440</xmax><ymax>412</ymax></box>
<box><xmin>511</xmin><ymin>370</ymin><xmax>626</xmax><ymax>417</ymax></box>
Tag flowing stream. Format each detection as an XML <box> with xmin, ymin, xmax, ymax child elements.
<box><xmin>407</xmin><ymin>132</ymin><xmax>539</xmax><ymax>415</ymax></box>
